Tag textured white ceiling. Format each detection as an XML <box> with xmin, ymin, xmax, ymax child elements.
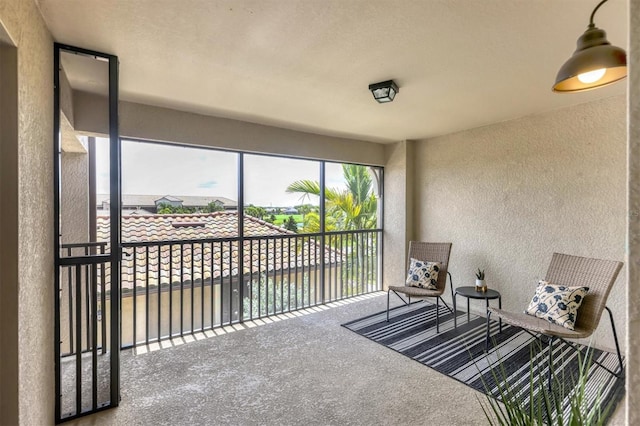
<box><xmin>38</xmin><ymin>0</ymin><xmax>628</xmax><ymax>143</ymax></box>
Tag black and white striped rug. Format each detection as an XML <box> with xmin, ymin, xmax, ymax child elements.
<box><xmin>342</xmin><ymin>302</ymin><xmax>625</xmax><ymax>422</ymax></box>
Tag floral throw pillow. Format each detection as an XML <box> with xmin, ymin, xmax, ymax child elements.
<box><xmin>525</xmin><ymin>280</ymin><xmax>589</xmax><ymax>330</ymax></box>
<box><xmin>405</xmin><ymin>258</ymin><xmax>440</xmax><ymax>290</ymax></box>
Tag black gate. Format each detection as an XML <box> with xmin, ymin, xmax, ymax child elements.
<box><xmin>54</xmin><ymin>43</ymin><xmax>120</xmax><ymax>423</ymax></box>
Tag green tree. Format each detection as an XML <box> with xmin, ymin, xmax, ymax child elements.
<box><xmin>287</xmin><ymin>165</ymin><xmax>380</xmax><ymax>296</ymax></box>
<box><xmin>157</xmin><ymin>203</ymin><xmax>196</xmax><ymax>214</ymax></box>
<box><xmin>202</xmin><ymin>200</ymin><xmax>224</xmax><ymax>213</ymax></box>
<box><xmin>283</xmin><ymin>216</ymin><xmax>298</xmax><ymax>233</ymax></box>
<box><xmin>157</xmin><ymin>203</ymin><xmax>174</xmax><ymax>214</ymax></box>
<box><xmin>245</xmin><ymin>204</ymin><xmax>266</xmax><ymax>220</ymax></box>
<box><xmin>295</xmin><ymin>204</ymin><xmax>314</xmax><ymax>224</ymax></box>
<box><xmin>286</xmin><ymin>164</ymin><xmax>378</xmax><ymax>232</ymax></box>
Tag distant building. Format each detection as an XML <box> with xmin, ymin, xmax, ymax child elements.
<box><xmin>97</xmin><ymin>194</ymin><xmax>237</xmax><ymax>213</ymax></box>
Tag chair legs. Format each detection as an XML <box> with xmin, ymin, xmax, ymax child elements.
<box><xmin>436</xmin><ymin>297</ymin><xmax>439</xmax><ymax>333</ymax></box>
<box><xmin>485</xmin><ymin>310</ymin><xmax>491</xmax><ymax>350</ymax></box>
<box><xmin>387</xmin><ymin>290</ymin><xmax>411</xmax><ymax>322</ymax></box>
<box><xmin>386</xmin><ymin>290</ymin><xmax>390</xmax><ymax>322</ymax></box>
<box><xmin>386</xmin><ymin>290</ymin><xmax>451</xmax><ymax>334</ymax></box>
<box><xmin>488</xmin><ymin>307</ymin><xmax>625</xmax><ymax>381</ymax></box>
<box><xmin>547</xmin><ymin>336</ymin><xmax>555</xmax><ymax>391</ymax></box>
<box><xmin>605</xmin><ymin>306</ymin><xmax>624</xmax><ymax>376</ymax></box>
<box><xmin>387</xmin><ymin>290</ymin><xmax>409</xmax><ymax>322</ymax></box>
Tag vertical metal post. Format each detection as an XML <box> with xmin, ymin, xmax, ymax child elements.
<box><xmin>256</xmin><ymin>241</ymin><xmax>261</xmax><ymax>317</ymax></box>
<box><xmin>169</xmin><ymin>244</ymin><xmax>173</xmax><ymax>337</ymax></box>
<box><xmin>301</xmin><ymin>238</ymin><xmax>305</xmax><ymax>307</ymax></box>
<box><xmin>53</xmin><ymin>44</ymin><xmax>62</xmax><ymax>422</ymax></box>
<box><xmin>88</xmin><ymin>137</ymin><xmax>97</xmax><ymax>245</ymax></box>
<box><xmin>180</xmin><ymin>244</ymin><xmax>184</xmax><ymax>336</ymax></box>
<box><xmin>249</xmin><ymin>240</ymin><xmax>254</xmax><ymax>318</ymax></box>
<box><xmin>67</xmin><ymin>260</ymin><xmax>74</xmax><ymax>354</ymax></box>
<box><xmin>237</xmin><ymin>153</ymin><xmax>245</xmax><ymax>322</ymax></box>
<box><xmin>75</xmin><ymin>266</ymin><xmax>82</xmax><ymax>415</ymax></box>
<box><xmin>319</xmin><ymin>162</ymin><xmax>326</xmax><ymax>304</ymax></box>
<box><xmin>133</xmin><ymin>249</ymin><xmax>137</xmax><ymax>346</ymax></box>
<box><xmin>378</xmin><ymin>168</ymin><xmax>384</xmax><ymax>291</ymax></box>
<box><xmin>200</xmin><ymin>241</ymin><xmax>204</xmax><ymax>332</ymax></box>
<box><xmin>272</xmin><ymin>238</ymin><xmax>276</xmax><ymax>314</ymax></box>
<box><xmin>145</xmin><ymin>245</ymin><xmax>150</xmax><ymax>344</ymax></box>
<box><xmin>101</xmin><ymin>244</ymin><xmax>106</xmax><ymax>353</ymax></box>
<box><xmin>340</xmin><ymin>234</ymin><xmax>344</xmax><ymax>299</ymax></box>
<box><xmin>294</xmin><ymin>238</ymin><xmax>298</xmax><ymax>309</ymax></box>
<box><xmin>219</xmin><ymin>241</ymin><xmax>224</xmax><ymax>325</ymax></box>
<box><xmin>280</xmin><ymin>237</ymin><xmax>284</xmax><ymax>311</ymax></box>
<box><xmin>190</xmin><ymin>242</ymin><xmax>195</xmax><ymax>331</ymax></box>
<box><xmin>108</xmin><ymin>52</ymin><xmax>121</xmax><ymax>408</ymax></box>
<box><xmin>91</xmin><ymin>263</ymin><xmax>98</xmax><ymax>410</ymax></box>
<box><xmin>287</xmin><ymin>237</ymin><xmax>291</xmax><ymax>311</ymax></box>
<box><xmin>210</xmin><ymin>241</ymin><xmax>214</xmax><ymax>328</ymax></box>
<box><xmin>229</xmin><ymin>240</ymin><xmax>234</xmax><ymax>322</ymax></box>
<box><xmin>158</xmin><ymin>244</ymin><xmax>162</xmax><ymax>340</ymax></box>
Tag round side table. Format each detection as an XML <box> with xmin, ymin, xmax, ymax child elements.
<box><xmin>453</xmin><ymin>286</ymin><xmax>502</xmax><ymax>333</ymax></box>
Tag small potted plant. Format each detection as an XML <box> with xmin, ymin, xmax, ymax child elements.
<box><xmin>475</xmin><ymin>268</ymin><xmax>486</xmax><ymax>292</ymax></box>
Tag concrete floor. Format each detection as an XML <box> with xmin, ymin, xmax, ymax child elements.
<box><xmin>66</xmin><ymin>292</ymin><xmax>625</xmax><ymax>425</ymax></box>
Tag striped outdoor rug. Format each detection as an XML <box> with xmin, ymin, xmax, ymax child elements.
<box><xmin>342</xmin><ymin>302</ymin><xmax>625</xmax><ymax>423</ymax></box>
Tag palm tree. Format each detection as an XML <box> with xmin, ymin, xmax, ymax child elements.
<box><xmin>286</xmin><ymin>164</ymin><xmax>378</xmax><ymax>232</ymax></box>
<box><xmin>287</xmin><ymin>164</ymin><xmax>379</xmax><ymax>295</ymax></box>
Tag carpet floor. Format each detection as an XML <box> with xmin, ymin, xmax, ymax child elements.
<box><xmin>343</xmin><ymin>301</ymin><xmax>625</xmax><ymax>424</ymax></box>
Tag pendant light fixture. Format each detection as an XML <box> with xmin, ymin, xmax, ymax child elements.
<box><xmin>552</xmin><ymin>0</ymin><xmax>626</xmax><ymax>93</ymax></box>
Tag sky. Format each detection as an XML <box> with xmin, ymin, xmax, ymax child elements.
<box><xmin>95</xmin><ymin>139</ymin><xmax>352</xmax><ymax>207</ymax></box>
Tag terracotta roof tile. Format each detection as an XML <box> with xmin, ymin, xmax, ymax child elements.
<box><xmin>95</xmin><ymin>212</ymin><xmax>343</xmax><ymax>289</ymax></box>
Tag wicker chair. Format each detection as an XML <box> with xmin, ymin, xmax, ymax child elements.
<box><xmin>486</xmin><ymin>252</ymin><xmax>624</xmax><ymax>386</ymax></box>
<box><xmin>386</xmin><ymin>242</ymin><xmax>453</xmax><ymax>333</ymax></box>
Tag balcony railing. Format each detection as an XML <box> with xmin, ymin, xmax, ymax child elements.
<box><xmin>60</xmin><ymin>229</ymin><xmax>381</xmax><ymax>352</ymax></box>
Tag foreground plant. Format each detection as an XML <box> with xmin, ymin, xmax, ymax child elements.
<box><xmin>478</xmin><ymin>345</ymin><xmax>614</xmax><ymax>426</ymax></box>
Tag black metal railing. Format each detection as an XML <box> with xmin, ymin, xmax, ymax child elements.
<box><xmin>60</xmin><ymin>229</ymin><xmax>381</xmax><ymax>350</ymax></box>
<box><xmin>58</xmin><ymin>242</ymin><xmax>113</xmax><ymax>417</ymax></box>
<box><xmin>59</xmin><ymin>242</ymin><xmax>109</xmax><ymax>357</ymax></box>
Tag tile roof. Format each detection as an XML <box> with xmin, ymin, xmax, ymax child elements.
<box><xmin>95</xmin><ymin>212</ymin><xmax>342</xmax><ymax>290</ymax></box>
<box><xmin>98</xmin><ymin>211</ymin><xmax>287</xmax><ymax>242</ymax></box>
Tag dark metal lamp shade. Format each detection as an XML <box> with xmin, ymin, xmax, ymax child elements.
<box><xmin>553</xmin><ymin>26</ymin><xmax>627</xmax><ymax>93</ymax></box>
<box><xmin>369</xmin><ymin>80</ymin><xmax>399</xmax><ymax>103</ymax></box>
<box><xmin>553</xmin><ymin>0</ymin><xmax>627</xmax><ymax>93</ymax></box>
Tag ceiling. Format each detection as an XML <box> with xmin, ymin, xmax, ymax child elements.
<box><xmin>38</xmin><ymin>0</ymin><xmax>629</xmax><ymax>144</ymax></box>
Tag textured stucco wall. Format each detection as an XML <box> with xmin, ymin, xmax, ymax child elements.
<box><xmin>628</xmin><ymin>0</ymin><xmax>639</xmax><ymax>423</ymax></box>
<box><xmin>59</xmin><ymin>67</ymin><xmax>74</xmax><ymax>128</ymax></box>
<box><xmin>382</xmin><ymin>141</ymin><xmax>414</xmax><ymax>289</ymax></box>
<box><xmin>73</xmin><ymin>92</ymin><xmax>387</xmax><ymax>166</ymax></box>
<box><xmin>415</xmin><ymin>96</ymin><xmax>627</xmax><ymax>352</ymax></box>
<box><xmin>0</xmin><ymin>0</ymin><xmax>55</xmax><ymax>424</ymax></box>
<box><xmin>61</xmin><ymin>152</ymin><xmax>89</xmax><ymax>245</ymax></box>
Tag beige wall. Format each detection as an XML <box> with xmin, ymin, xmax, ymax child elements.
<box><xmin>628</xmin><ymin>0</ymin><xmax>639</xmax><ymax>423</ymax></box>
<box><xmin>414</xmin><ymin>96</ymin><xmax>627</xmax><ymax>352</ymax></box>
<box><xmin>72</xmin><ymin>92</ymin><xmax>387</xmax><ymax>166</ymax></box>
<box><xmin>60</xmin><ymin>152</ymin><xmax>89</xmax><ymax>245</ymax></box>
<box><xmin>0</xmin><ymin>0</ymin><xmax>55</xmax><ymax>424</ymax></box>
<box><xmin>382</xmin><ymin>141</ymin><xmax>414</xmax><ymax>289</ymax></box>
